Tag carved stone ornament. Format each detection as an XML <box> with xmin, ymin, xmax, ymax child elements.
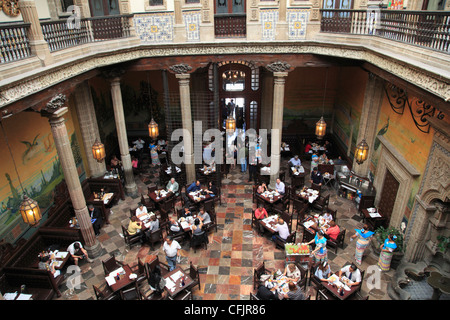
<box><xmin>266</xmin><ymin>61</ymin><xmax>291</xmax><ymax>73</ymax></box>
<box><xmin>45</xmin><ymin>94</ymin><xmax>66</xmax><ymax>113</ymax></box>
<box><xmin>101</xmin><ymin>67</ymin><xmax>126</xmax><ymax>79</ymax></box>
<box><xmin>169</xmin><ymin>63</ymin><xmax>193</xmax><ymax>74</ymax></box>
<box><xmin>2</xmin><ymin>0</ymin><xmax>21</xmax><ymax>17</ymax></box>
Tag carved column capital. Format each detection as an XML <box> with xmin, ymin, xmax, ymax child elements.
<box><xmin>169</xmin><ymin>63</ymin><xmax>193</xmax><ymax>74</ymax></box>
<box><xmin>41</xmin><ymin>94</ymin><xmax>68</xmax><ymax>119</ymax></box>
<box><xmin>266</xmin><ymin>61</ymin><xmax>291</xmax><ymax>73</ymax></box>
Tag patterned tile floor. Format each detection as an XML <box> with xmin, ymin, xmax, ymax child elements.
<box><xmin>55</xmin><ymin>157</ymin><xmax>397</xmax><ymax>301</ymax></box>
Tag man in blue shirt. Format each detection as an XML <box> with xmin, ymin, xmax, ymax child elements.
<box><xmin>187</xmin><ymin>180</ymin><xmax>201</xmax><ymax>193</ymax></box>
<box><xmin>289</xmin><ymin>155</ymin><xmax>301</xmax><ymax>167</ymax></box>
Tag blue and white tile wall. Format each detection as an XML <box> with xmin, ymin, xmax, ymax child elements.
<box><xmin>134</xmin><ymin>13</ymin><xmax>174</xmax><ymax>44</ymax></box>
<box><xmin>287</xmin><ymin>9</ymin><xmax>310</xmax><ymax>40</ymax></box>
<box><xmin>183</xmin><ymin>11</ymin><xmax>201</xmax><ymax>42</ymax></box>
<box><xmin>260</xmin><ymin>9</ymin><xmax>279</xmax><ymax>41</ymax></box>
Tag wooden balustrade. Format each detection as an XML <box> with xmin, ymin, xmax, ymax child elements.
<box><xmin>40</xmin><ymin>14</ymin><xmax>132</xmax><ymax>53</ymax></box>
<box><xmin>214</xmin><ymin>14</ymin><xmax>246</xmax><ymax>38</ymax></box>
<box><xmin>0</xmin><ymin>23</ymin><xmax>32</xmax><ymax>64</ymax></box>
<box><xmin>320</xmin><ymin>9</ymin><xmax>450</xmax><ymax>53</ymax></box>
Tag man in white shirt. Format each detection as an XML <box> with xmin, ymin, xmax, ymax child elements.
<box><xmin>163</xmin><ymin>236</ymin><xmax>181</xmax><ymax>271</ymax></box>
<box><xmin>135</xmin><ymin>203</ymin><xmax>148</xmax><ymax>219</ymax></box>
<box><xmin>133</xmin><ymin>138</ymin><xmax>144</xmax><ymax>150</ymax></box>
<box><xmin>275</xmin><ymin>178</ymin><xmax>285</xmax><ymax>195</ymax></box>
<box><xmin>67</xmin><ymin>241</ymin><xmax>93</xmax><ymax>265</ymax></box>
<box><xmin>338</xmin><ymin>264</ymin><xmax>362</xmax><ymax>287</ymax></box>
<box><xmin>289</xmin><ymin>155</ymin><xmax>301</xmax><ymax>167</ymax></box>
<box><xmin>272</xmin><ymin>218</ymin><xmax>290</xmax><ymax>242</ymax></box>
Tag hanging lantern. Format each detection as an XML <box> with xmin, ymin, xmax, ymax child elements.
<box><xmin>355</xmin><ymin>139</ymin><xmax>369</xmax><ymax>164</ymax></box>
<box><xmin>148</xmin><ymin>118</ymin><xmax>159</xmax><ymax>139</ymax></box>
<box><xmin>19</xmin><ymin>195</ymin><xmax>42</xmax><ymax>227</ymax></box>
<box><xmin>92</xmin><ymin>139</ymin><xmax>106</xmax><ymax>163</ymax></box>
<box><xmin>315</xmin><ymin>116</ymin><xmax>327</xmax><ymax>139</ymax></box>
<box><xmin>225</xmin><ymin>116</ymin><xmax>236</xmax><ymax>131</ymax></box>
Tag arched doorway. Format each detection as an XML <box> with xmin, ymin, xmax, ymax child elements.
<box><xmin>215</xmin><ymin>61</ymin><xmax>261</xmax><ymax>131</ymax></box>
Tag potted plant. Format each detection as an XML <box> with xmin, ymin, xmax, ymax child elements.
<box><xmin>371</xmin><ymin>226</ymin><xmax>405</xmax><ymax>269</ymax></box>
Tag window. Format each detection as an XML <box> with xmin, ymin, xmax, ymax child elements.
<box><xmin>60</xmin><ymin>0</ymin><xmax>74</xmax><ymax>12</ymax></box>
<box><xmin>150</xmin><ymin>0</ymin><xmax>164</xmax><ymax>6</ymax></box>
<box><xmin>186</xmin><ymin>0</ymin><xmax>200</xmax><ymax>3</ymax></box>
<box><xmin>222</xmin><ymin>70</ymin><xmax>245</xmax><ymax>91</ymax></box>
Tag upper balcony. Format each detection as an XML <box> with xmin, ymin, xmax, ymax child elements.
<box><xmin>0</xmin><ymin>0</ymin><xmax>449</xmax><ymax>109</ymax></box>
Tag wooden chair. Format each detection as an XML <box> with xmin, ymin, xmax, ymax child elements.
<box><xmin>274</xmin><ymin>230</ymin><xmax>296</xmax><ymax>250</ymax></box>
<box><xmin>316</xmin><ymin>288</ymin><xmax>336</xmax><ymax>300</ymax></box>
<box><xmin>203</xmin><ymin>199</ymin><xmax>215</xmax><ymax>214</ymax></box>
<box><xmin>184</xmin><ymin>261</ymin><xmax>201</xmax><ymax>291</ymax></box>
<box><xmin>251</xmin><ymin>210</ymin><xmax>262</xmax><ymax>234</ymax></box>
<box><xmin>141</xmin><ymin>194</ymin><xmax>156</xmax><ymax>212</ymax></box>
<box><xmin>147</xmin><ymin>228</ymin><xmax>164</xmax><ymax>250</ymax></box>
<box><xmin>325</xmin><ymin>227</ymin><xmax>346</xmax><ymax>254</ymax></box>
<box><xmin>190</xmin><ymin>230</ymin><xmax>208</xmax><ymax>253</ymax></box>
<box><xmin>121</xmin><ymin>224</ymin><xmax>141</xmax><ymax>249</ymax></box>
<box><xmin>293</xmin><ymin>261</ymin><xmax>309</xmax><ymax>291</ymax></box>
<box><xmin>147</xmin><ymin>184</ymin><xmax>157</xmax><ymax>195</ymax></box>
<box><xmin>348</xmin><ymin>292</ymin><xmax>369</xmax><ymax>300</ymax></box>
<box><xmin>250</xmin><ymin>292</ymin><xmax>260</xmax><ymax>300</ymax></box>
<box><xmin>325</xmin><ymin>208</ymin><xmax>337</xmax><ymax>222</ymax></box>
<box><xmin>119</xmin><ymin>281</ymin><xmax>141</xmax><ymax>300</ymax></box>
<box><xmin>169</xmin><ymin>289</ymin><xmax>192</xmax><ymax>300</ymax></box>
<box><xmin>102</xmin><ymin>256</ymin><xmax>124</xmax><ymax>275</ymax></box>
<box><xmin>312</xmin><ymin>194</ymin><xmax>330</xmax><ymax>213</ymax></box>
<box><xmin>140</xmin><ymin>287</ymin><xmax>167</xmax><ymax>300</ymax></box>
<box><xmin>129</xmin><ymin>257</ymin><xmax>147</xmax><ymax>286</ymax></box>
<box><xmin>93</xmin><ymin>283</ymin><xmax>118</xmax><ymax>300</ymax></box>
<box><xmin>203</xmin><ymin>211</ymin><xmax>218</xmax><ymax>234</ymax></box>
<box><xmin>296</xmin><ymin>207</ymin><xmax>307</xmax><ymax>230</ymax></box>
<box><xmin>253</xmin><ymin>262</ymin><xmax>273</xmax><ymax>290</ymax></box>
<box><xmin>160</xmin><ymin>197</ymin><xmax>176</xmax><ymax>217</ymax></box>
<box><xmin>145</xmin><ymin>255</ymin><xmax>170</xmax><ymax>277</ymax></box>
<box><xmin>252</xmin><ymin>185</ymin><xmax>258</xmax><ymax>204</ymax></box>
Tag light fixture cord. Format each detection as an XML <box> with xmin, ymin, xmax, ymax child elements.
<box><xmin>0</xmin><ymin>121</ymin><xmax>25</xmax><ymax>194</ymax></box>
<box><xmin>321</xmin><ymin>68</ymin><xmax>329</xmax><ymax>116</ymax></box>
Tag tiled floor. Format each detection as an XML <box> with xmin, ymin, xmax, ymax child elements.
<box><xmin>56</xmin><ymin>156</ymin><xmax>396</xmax><ymax>301</ymax></box>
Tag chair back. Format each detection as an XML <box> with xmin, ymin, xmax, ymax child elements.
<box><xmin>311</xmin><ymin>183</ymin><xmax>321</xmax><ymax>192</ymax></box>
<box><xmin>102</xmin><ymin>256</ymin><xmax>119</xmax><ymax>275</ymax></box>
<box><xmin>119</xmin><ymin>281</ymin><xmax>140</xmax><ymax>300</ymax></box>
<box><xmin>147</xmin><ymin>184</ymin><xmax>157</xmax><ymax>195</ymax></box>
<box><xmin>204</xmin><ymin>199</ymin><xmax>215</xmax><ymax>213</ymax></box>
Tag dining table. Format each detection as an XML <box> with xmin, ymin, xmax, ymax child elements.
<box><xmin>361</xmin><ymin>207</ymin><xmax>386</xmax><ymax>230</ymax></box>
<box><xmin>88</xmin><ymin>192</ymin><xmax>115</xmax><ymax>207</ymax></box>
<box><xmin>163</xmin><ymin>266</ymin><xmax>194</xmax><ymax>298</ymax></box>
<box><xmin>105</xmin><ymin>264</ymin><xmax>136</xmax><ymax>293</ymax></box>
<box><xmin>148</xmin><ymin>189</ymin><xmax>174</xmax><ymax>204</ymax></box>
<box><xmin>187</xmin><ymin>189</ymin><xmax>213</xmax><ymax>205</ymax></box>
<box><xmin>259</xmin><ymin>214</ymin><xmax>279</xmax><ymax>234</ymax></box>
<box><xmin>321</xmin><ymin>273</ymin><xmax>359</xmax><ymax>300</ymax></box>
<box><xmin>297</xmin><ymin>187</ymin><xmax>320</xmax><ymax>204</ymax></box>
<box><xmin>32</xmin><ymin>250</ymin><xmax>70</xmax><ymax>271</ymax></box>
<box><xmin>257</xmin><ymin>190</ymin><xmax>283</xmax><ymax>205</ymax></box>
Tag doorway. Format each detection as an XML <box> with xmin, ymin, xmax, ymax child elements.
<box><xmin>218</xmin><ymin>62</ymin><xmax>261</xmax><ymax>131</ymax></box>
<box><xmin>378</xmin><ymin>169</ymin><xmax>399</xmax><ymax>227</ymax></box>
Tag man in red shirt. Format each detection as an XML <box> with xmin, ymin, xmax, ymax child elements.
<box><xmin>254</xmin><ymin>205</ymin><xmax>268</xmax><ymax>234</ymax></box>
<box><xmin>255</xmin><ymin>205</ymin><xmax>268</xmax><ymax>220</ymax></box>
<box><xmin>324</xmin><ymin>220</ymin><xmax>340</xmax><ymax>241</ymax></box>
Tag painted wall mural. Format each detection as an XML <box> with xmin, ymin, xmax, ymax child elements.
<box><xmin>0</xmin><ymin>109</ymin><xmax>84</xmax><ymax>244</ymax></box>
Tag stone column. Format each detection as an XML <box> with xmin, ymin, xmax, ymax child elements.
<box><xmin>105</xmin><ymin>69</ymin><xmax>137</xmax><ymax>196</ymax></box>
<box><xmin>42</xmin><ymin>95</ymin><xmax>102</xmax><ymax>258</ymax></box>
<box><xmin>171</xmin><ymin>64</ymin><xmax>195</xmax><ymax>184</ymax></box>
<box><xmin>266</xmin><ymin>62</ymin><xmax>290</xmax><ymax>189</ymax></box>
<box><xmin>352</xmin><ymin>73</ymin><xmax>384</xmax><ymax>177</ymax></box>
<box><xmin>73</xmin><ymin>82</ymin><xmax>106</xmax><ymax>178</ymax></box>
<box><xmin>18</xmin><ymin>0</ymin><xmax>54</xmax><ymax>66</ymax></box>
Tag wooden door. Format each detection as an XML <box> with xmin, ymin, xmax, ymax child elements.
<box><xmin>378</xmin><ymin>170</ymin><xmax>399</xmax><ymax>227</ymax></box>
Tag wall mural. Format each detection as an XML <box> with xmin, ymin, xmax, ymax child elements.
<box><xmin>0</xmin><ymin>110</ymin><xmax>83</xmax><ymax>243</ymax></box>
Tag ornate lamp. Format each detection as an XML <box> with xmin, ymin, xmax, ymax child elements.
<box><xmin>315</xmin><ymin>116</ymin><xmax>327</xmax><ymax>139</ymax></box>
<box><xmin>225</xmin><ymin>116</ymin><xmax>236</xmax><ymax>131</ymax></box>
<box><xmin>148</xmin><ymin>118</ymin><xmax>159</xmax><ymax>139</ymax></box>
<box><xmin>355</xmin><ymin>139</ymin><xmax>369</xmax><ymax>164</ymax></box>
<box><xmin>19</xmin><ymin>195</ymin><xmax>42</xmax><ymax>227</ymax></box>
<box><xmin>92</xmin><ymin>138</ymin><xmax>106</xmax><ymax>163</ymax></box>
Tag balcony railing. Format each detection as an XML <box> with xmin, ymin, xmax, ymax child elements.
<box><xmin>0</xmin><ymin>23</ymin><xmax>32</xmax><ymax>64</ymax></box>
<box><xmin>214</xmin><ymin>14</ymin><xmax>246</xmax><ymax>38</ymax></box>
<box><xmin>320</xmin><ymin>9</ymin><xmax>450</xmax><ymax>53</ymax></box>
<box><xmin>41</xmin><ymin>15</ymin><xmax>133</xmax><ymax>52</ymax></box>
